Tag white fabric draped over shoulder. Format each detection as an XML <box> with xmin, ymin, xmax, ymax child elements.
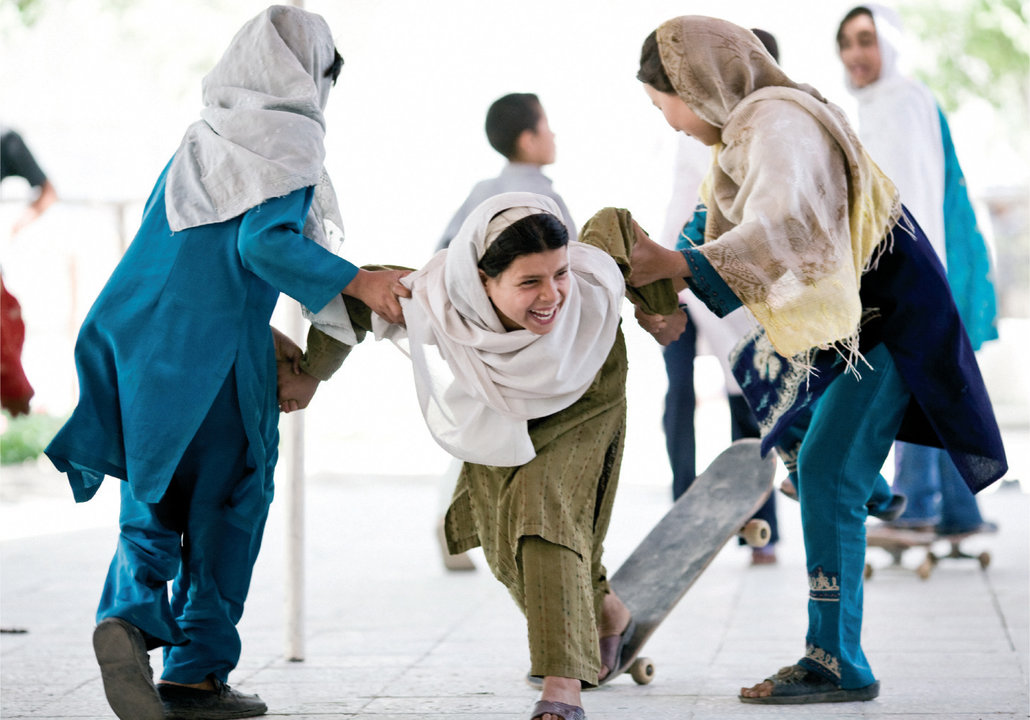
<box><xmin>373</xmin><ymin>192</ymin><xmax>625</xmax><ymax>467</ymax></box>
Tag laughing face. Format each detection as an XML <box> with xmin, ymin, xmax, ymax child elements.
<box><xmin>480</xmin><ymin>246</ymin><xmax>570</xmax><ymax>334</ymax></box>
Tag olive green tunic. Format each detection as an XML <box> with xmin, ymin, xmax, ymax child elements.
<box><xmin>443</xmin><ymin>327</ymin><xmax>627</xmax><ymax>591</ymax></box>
<box><xmin>304</xmin><ymin>207</ymin><xmax>675</xmax><ymax>683</ymax></box>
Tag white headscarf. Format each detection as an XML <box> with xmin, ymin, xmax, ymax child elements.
<box><xmin>164</xmin><ymin>5</ymin><xmax>357</xmax><ymax>342</ymax></box>
<box><xmin>374</xmin><ymin>192</ymin><xmax>625</xmax><ymax>467</ymax></box>
<box><xmin>845</xmin><ymin>4</ymin><xmax>946</xmax><ymax>266</ymax></box>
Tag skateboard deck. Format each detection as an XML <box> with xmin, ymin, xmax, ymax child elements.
<box><xmin>608</xmin><ymin>438</ymin><xmax>776</xmax><ymax>684</ymax></box>
<box><xmin>865</xmin><ymin>524</ymin><xmax>993</xmax><ymax>580</ymax></box>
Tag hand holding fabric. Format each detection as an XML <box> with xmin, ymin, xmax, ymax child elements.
<box><xmin>277</xmin><ymin>363</ymin><xmax>319</xmax><ymax>413</ymax></box>
<box><xmin>634</xmin><ymin>304</ymin><xmax>687</xmax><ymax>346</ymax></box>
<box><xmin>626</xmin><ymin>219</ymin><xmax>689</xmax><ymax>288</ymax></box>
<box><xmin>343</xmin><ymin>268</ymin><xmax>412</xmax><ymax>325</ymax></box>
<box><xmin>271</xmin><ymin>325</ymin><xmax>303</xmax><ymax>374</ymax></box>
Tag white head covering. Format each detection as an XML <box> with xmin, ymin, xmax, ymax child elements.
<box><xmin>374</xmin><ymin>192</ymin><xmax>625</xmax><ymax>467</ymax></box>
<box><xmin>843</xmin><ymin>4</ymin><xmax>946</xmax><ymax>266</ymax></box>
<box><xmin>164</xmin><ymin>5</ymin><xmax>358</xmax><ymax>342</ymax></box>
<box><xmin>165</xmin><ymin>5</ymin><xmax>336</xmax><ymax>231</ymax></box>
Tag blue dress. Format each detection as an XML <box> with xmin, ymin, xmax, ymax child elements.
<box><xmin>47</xmin><ymin>161</ymin><xmax>357</xmax><ymax>521</ymax></box>
<box><xmin>45</xmin><ymin>161</ymin><xmax>359</xmax><ymax>680</ymax></box>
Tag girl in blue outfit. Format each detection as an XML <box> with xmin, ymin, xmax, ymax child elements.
<box><xmin>45</xmin><ymin>7</ymin><xmax>409</xmax><ymax>720</ymax></box>
<box><xmin>630</xmin><ymin>16</ymin><xmax>1006</xmax><ymax>705</ymax></box>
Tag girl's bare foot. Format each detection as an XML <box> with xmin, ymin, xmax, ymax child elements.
<box><xmin>740</xmin><ymin>678</ymin><xmax>775</xmax><ymax>698</ymax></box>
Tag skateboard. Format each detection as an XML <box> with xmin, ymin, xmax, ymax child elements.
<box><xmin>607</xmin><ymin>438</ymin><xmax>776</xmax><ymax>685</ymax></box>
<box><xmin>864</xmin><ymin>524</ymin><xmax>993</xmax><ymax>580</ymax></box>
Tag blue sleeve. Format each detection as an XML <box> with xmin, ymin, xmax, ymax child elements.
<box><xmin>237</xmin><ymin>188</ymin><xmax>359</xmax><ymax>313</ymax></box>
<box><xmin>675</xmin><ymin>202</ymin><xmax>707</xmax><ymax>251</ymax></box>
<box><xmin>671</xmin><ymin>201</ymin><xmax>743</xmax><ymax>316</ymax></box>
<box><xmin>681</xmin><ymin>248</ymin><xmax>743</xmax><ymax>316</ymax></box>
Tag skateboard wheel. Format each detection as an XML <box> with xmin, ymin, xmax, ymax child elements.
<box><xmin>629</xmin><ymin>657</ymin><xmax>655</xmax><ymax>685</ymax></box>
<box><xmin>864</xmin><ymin>563</ymin><xmax>873</xmax><ymax>580</ymax></box>
<box><xmin>978</xmin><ymin>552</ymin><xmax>991</xmax><ymax>569</ymax></box>
<box><xmin>742</xmin><ymin>519</ymin><xmax>771</xmax><ymax>547</ymax></box>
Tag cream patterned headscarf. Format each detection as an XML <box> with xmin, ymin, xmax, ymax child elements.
<box><xmin>656</xmin><ymin>16</ymin><xmax>902</xmax><ymax>361</ymax></box>
<box><xmin>164</xmin><ymin>5</ymin><xmax>357</xmax><ymax>342</ymax></box>
<box><xmin>374</xmin><ymin>192</ymin><xmax>625</xmax><ymax>467</ymax></box>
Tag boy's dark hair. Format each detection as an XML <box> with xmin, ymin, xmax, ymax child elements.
<box><xmin>478</xmin><ymin>213</ymin><xmax>568</xmax><ymax>278</ymax></box>
<box><xmin>324</xmin><ymin>48</ymin><xmax>344</xmax><ymax>85</ymax></box>
<box><xmin>636</xmin><ymin>31</ymin><xmax>675</xmax><ymax>93</ymax></box>
<box><xmin>837</xmin><ymin>6</ymin><xmax>873</xmax><ymax>47</ymax></box>
<box><xmin>485</xmin><ymin>93</ymin><xmax>543</xmax><ymax>160</ymax></box>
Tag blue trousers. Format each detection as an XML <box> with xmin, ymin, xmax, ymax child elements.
<box><xmin>792</xmin><ymin>344</ymin><xmax>909</xmax><ymax>688</ymax></box>
<box><xmin>97</xmin><ymin>374</ymin><xmax>271</xmax><ymax>684</ymax></box>
<box><xmin>891</xmin><ymin>442</ymin><xmax>984</xmax><ymax>533</ymax></box>
<box><xmin>662</xmin><ymin>316</ymin><xmax>697</xmax><ymax>501</ymax></box>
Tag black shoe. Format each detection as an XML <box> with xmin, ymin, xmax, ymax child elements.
<box><xmin>868</xmin><ymin>493</ymin><xmax>906</xmax><ymax>522</ymax></box>
<box><xmin>92</xmin><ymin>617</ymin><xmax>164</xmax><ymax>720</ymax></box>
<box><xmin>159</xmin><ymin>677</ymin><xmax>267</xmax><ymax>719</ymax></box>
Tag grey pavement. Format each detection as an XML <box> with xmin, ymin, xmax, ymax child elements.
<box><xmin>2</xmin><ymin>443</ymin><xmax>1028</xmax><ymax>720</ymax></box>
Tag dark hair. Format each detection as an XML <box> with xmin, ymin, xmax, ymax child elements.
<box><xmin>324</xmin><ymin>48</ymin><xmax>344</xmax><ymax>85</ymax></box>
<box><xmin>485</xmin><ymin>93</ymin><xmax>543</xmax><ymax>160</ymax></box>
<box><xmin>478</xmin><ymin>213</ymin><xmax>569</xmax><ymax>278</ymax></box>
<box><xmin>751</xmin><ymin>28</ymin><xmax>780</xmax><ymax>63</ymax></box>
<box><xmin>837</xmin><ymin>6</ymin><xmax>873</xmax><ymax>47</ymax></box>
<box><xmin>636</xmin><ymin>30</ymin><xmax>675</xmax><ymax>93</ymax></box>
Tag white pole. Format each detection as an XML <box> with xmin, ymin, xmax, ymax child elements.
<box><xmin>285</xmin><ymin>0</ymin><xmax>307</xmax><ymax>664</ymax></box>
<box><xmin>284</xmin><ymin>303</ymin><xmax>306</xmax><ymax>662</ymax></box>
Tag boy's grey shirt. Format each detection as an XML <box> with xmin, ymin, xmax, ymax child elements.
<box><xmin>437</xmin><ymin>162</ymin><xmax>577</xmax><ymax>251</ymax></box>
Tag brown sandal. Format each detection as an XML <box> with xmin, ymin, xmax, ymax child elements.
<box><xmin>530</xmin><ymin>700</ymin><xmax>586</xmax><ymax>719</ymax></box>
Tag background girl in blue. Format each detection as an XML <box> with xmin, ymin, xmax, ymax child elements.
<box><xmin>45</xmin><ymin>6</ymin><xmax>409</xmax><ymax>720</ymax></box>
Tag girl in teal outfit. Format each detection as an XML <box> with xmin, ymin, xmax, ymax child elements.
<box><xmin>45</xmin><ymin>7</ymin><xmax>409</xmax><ymax>720</ymax></box>
<box><xmin>631</xmin><ymin>15</ymin><xmax>1005</xmax><ymax>705</ymax></box>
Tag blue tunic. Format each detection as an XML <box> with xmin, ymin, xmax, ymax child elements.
<box><xmin>46</xmin><ymin>161</ymin><xmax>358</xmax><ymax>523</ymax></box>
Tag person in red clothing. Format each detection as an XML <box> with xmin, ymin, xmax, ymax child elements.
<box><xmin>1</xmin><ymin>126</ymin><xmax>58</xmax><ymax>416</ymax></box>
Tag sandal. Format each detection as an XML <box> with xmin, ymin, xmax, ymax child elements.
<box><xmin>597</xmin><ymin>616</ymin><xmax>636</xmax><ymax>684</ymax></box>
<box><xmin>739</xmin><ymin>664</ymin><xmax>880</xmax><ymax>704</ymax></box>
<box><xmin>530</xmin><ymin>700</ymin><xmax>586</xmax><ymax>720</ymax></box>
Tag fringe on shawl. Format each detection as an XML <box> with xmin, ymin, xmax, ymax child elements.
<box><xmin>788</xmin><ymin>211</ymin><xmax>912</xmax><ymax>383</ymax></box>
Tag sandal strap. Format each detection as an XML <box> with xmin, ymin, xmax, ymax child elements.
<box><xmin>766</xmin><ymin>664</ymin><xmax>810</xmax><ymax>684</ymax></box>
<box><xmin>530</xmin><ymin>699</ymin><xmax>586</xmax><ymax>720</ymax></box>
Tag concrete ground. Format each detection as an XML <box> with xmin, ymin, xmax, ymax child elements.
<box><xmin>2</xmin><ymin>317</ymin><xmax>1028</xmax><ymax>719</ymax></box>
<box><xmin>1</xmin><ymin>449</ymin><xmax>1027</xmax><ymax>719</ymax></box>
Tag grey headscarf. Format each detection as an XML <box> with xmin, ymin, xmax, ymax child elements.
<box><xmin>165</xmin><ymin>5</ymin><xmax>336</xmax><ymax>232</ymax></box>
